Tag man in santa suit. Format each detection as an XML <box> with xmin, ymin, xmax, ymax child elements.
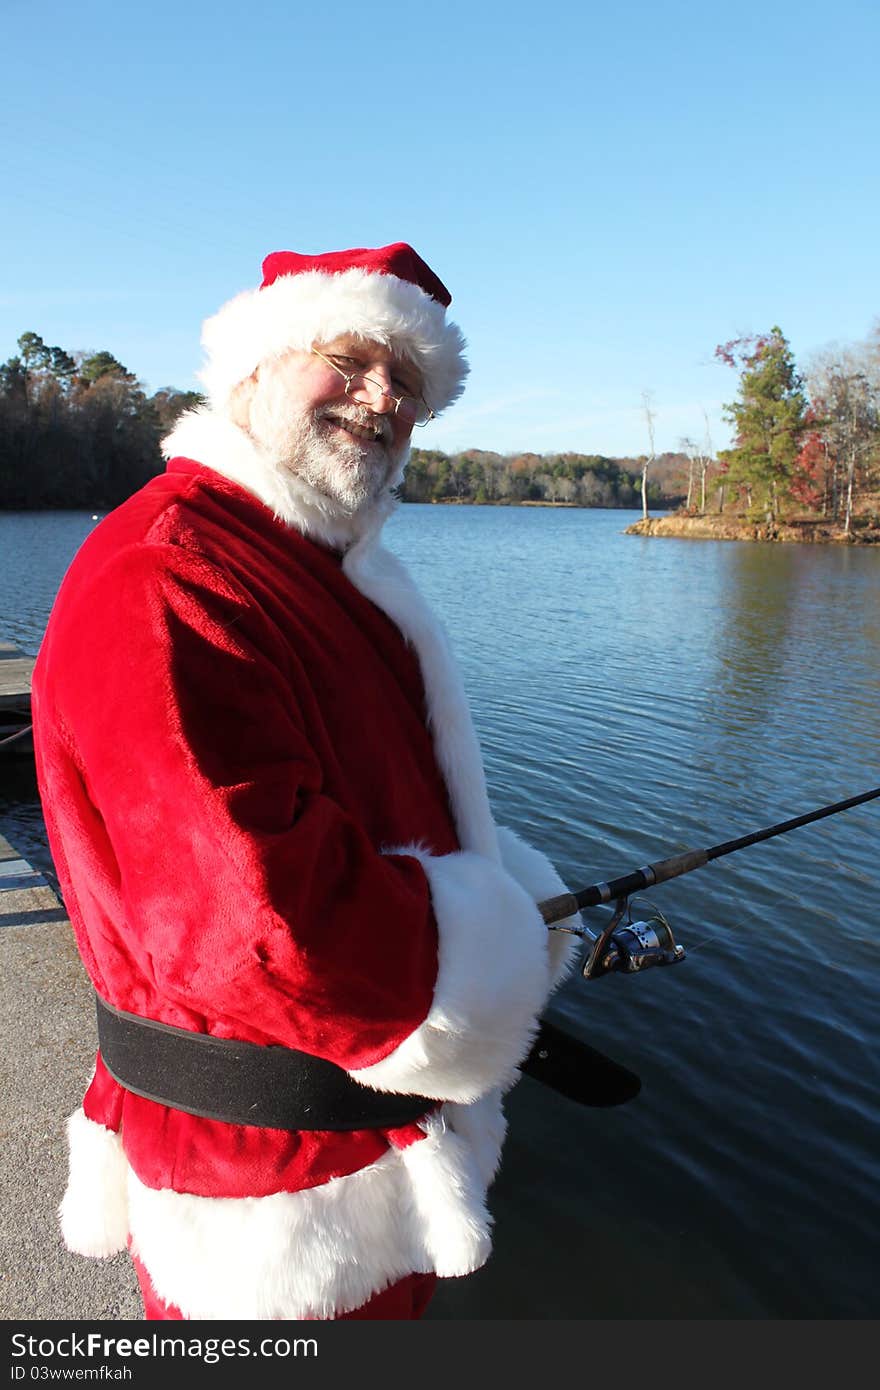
<box><xmin>32</xmin><ymin>242</ymin><xmax>578</xmax><ymax>1321</ymax></box>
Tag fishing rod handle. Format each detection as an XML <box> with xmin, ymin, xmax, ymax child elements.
<box><xmin>538</xmin><ymin>892</ymin><xmax>581</xmax><ymax>926</ymax></box>
<box><xmin>537</xmin><ymin>848</ymin><xmax>710</xmax><ymax>926</ymax></box>
<box><xmin>644</xmin><ymin>847</ymin><xmax>710</xmax><ymax>885</ymax></box>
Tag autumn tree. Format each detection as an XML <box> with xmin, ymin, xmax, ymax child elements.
<box><xmin>716</xmin><ymin>327</ymin><xmax>809</xmax><ymax>524</ymax></box>
<box><xmin>790</xmin><ymin>411</ymin><xmax>828</xmax><ymax>514</ymax></box>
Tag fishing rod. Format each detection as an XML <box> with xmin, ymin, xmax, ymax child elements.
<box><xmin>538</xmin><ymin>786</ymin><xmax>880</xmax><ymax>980</ymax></box>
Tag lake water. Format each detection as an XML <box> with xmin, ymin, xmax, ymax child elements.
<box><xmin>1</xmin><ymin>503</ymin><xmax>878</xmax><ymax>1318</ymax></box>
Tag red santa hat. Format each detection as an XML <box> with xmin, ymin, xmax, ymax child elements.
<box><xmin>199</xmin><ymin>242</ymin><xmax>469</xmax><ymax>416</ymax></box>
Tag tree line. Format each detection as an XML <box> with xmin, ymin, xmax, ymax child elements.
<box><xmin>1</xmin><ymin>321</ymin><xmax>877</xmax><ymax>522</ymax></box>
<box><xmin>0</xmin><ymin>332</ymin><xmax>200</xmax><ymax>508</ymax></box>
<box><xmin>0</xmin><ymin>330</ymin><xmax>687</xmax><ymax>510</ymax></box>
<box><xmin>401</xmin><ymin>448</ymin><xmax>684</xmax><ymax>507</ymax></box>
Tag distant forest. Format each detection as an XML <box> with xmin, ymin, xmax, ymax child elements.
<box><xmin>402</xmin><ymin>448</ymin><xmax>684</xmax><ymax>506</ymax></box>
<box><xmin>0</xmin><ymin>333</ymin><xmax>200</xmax><ymax>509</ymax></box>
<box><xmin>0</xmin><ymin>331</ymin><xmax>687</xmax><ymax>510</ymax></box>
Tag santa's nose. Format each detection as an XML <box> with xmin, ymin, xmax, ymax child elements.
<box><xmin>351</xmin><ymin>366</ymin><xmax>396</xmax><ymax>414</ymax></box>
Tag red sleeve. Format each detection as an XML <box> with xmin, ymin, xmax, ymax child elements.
<box><xmin>45</xmin><ymin>540</ymin><xmax>438</xmax><ymax>1069</ymax></box>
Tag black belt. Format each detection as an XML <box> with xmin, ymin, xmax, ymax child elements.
<box><xmin>95</xmin><ymin>995</ymin><xmax>436</xmax><ymax>1131</ymax></box>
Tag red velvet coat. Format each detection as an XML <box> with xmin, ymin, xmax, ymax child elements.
<box><xmin>33</xmin><ymin>412</ymin><xmax>576</xmax><ymax>1319</ymax></box>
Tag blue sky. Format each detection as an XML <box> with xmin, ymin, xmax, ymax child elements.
<box><xmin>3</xmin><ymin>0</ymin><xmax>877</xmax><ymax>458</ymax></box>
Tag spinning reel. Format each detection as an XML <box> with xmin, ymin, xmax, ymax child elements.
<box><xmin>552</xmin><ymin>896</ymin><xmax>686</xmax><ymax>980</ymax></box>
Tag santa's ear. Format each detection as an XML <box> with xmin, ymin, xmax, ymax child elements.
<box><xmin>228</xmin><ymin>374</ymin><xmax>258</xmax><ymax>430</ymax></box>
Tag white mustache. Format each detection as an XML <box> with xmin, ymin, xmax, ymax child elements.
<box><xmin>316</xmin><ymin>403</ymin><xmax>394</xmax><ymax>445</ymax></box>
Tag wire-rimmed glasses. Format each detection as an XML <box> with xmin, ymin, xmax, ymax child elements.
<box><xmin>311</xmin><ymin>347</ymin><xmax>435</xmax><ymax>427</ymax></box>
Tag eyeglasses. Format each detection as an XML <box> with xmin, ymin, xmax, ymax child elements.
<box><xmin>310</xmin><ymin>348</ymin><xmax>435</xmax><ymax>428</ymax></box>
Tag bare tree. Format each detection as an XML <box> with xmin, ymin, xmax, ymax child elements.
<box><xmin>678</xmin><ymin>416</ymin><xmax>715</xmax><ymax>513</ymax></box>
<box><xmin>806</xmin><ymin>343</ymin><xmax>879</xmax><ymax>530</ymax></box>
<box><xmin>640</xmin><ymin>390</ymin><xmax>656</xmax><ymax>520</ymax></box>
<box><xmin>679</xmin><ymin>435</ymin><xmax>697</xmax><ymax>509</ymax></box>
<box><xmin>840</xmin><ymin>372</ymin><xmax>872</xmax><ymax>534</ymax></box>
<box><xmin>699</xmin><ymin>408</ymin><xmax>714</xmax><ymax>513</ymax></box>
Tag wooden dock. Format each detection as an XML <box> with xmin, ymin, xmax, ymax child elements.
<box><xmin>0</xmin><ymin>638</ymin><xmax>34</xmax><ymax>708</ymax></box>
<box><xmin>0</xmin><ymin>639</ymin><xmax>34</xmax><ymax>756</ymax></box>
<box><xmin>0</xmin><ymin>832</ymin><xmax>67</xmax><ymax>928</ymax></box>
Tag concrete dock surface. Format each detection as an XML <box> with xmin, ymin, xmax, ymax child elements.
<box><xmin>0</xmin><ymin>834</ymin><xmax>140</xmax><ymax>1320</ymax></box>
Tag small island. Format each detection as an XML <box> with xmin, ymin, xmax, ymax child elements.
<box><xmin>625</xmin><ymin>510</ymin><xmax>880</xmax><ymax>545</ymax></box>
<box><xmin>627</xmin><ymin>326</ymin><xmax>879</xmax><ymax>546</ymax></box>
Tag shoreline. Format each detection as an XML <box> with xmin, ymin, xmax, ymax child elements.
<box><xmin>414</xmin><ymin>497</ymin><xmax>676</xmax><ymax>510</ymax></box>
<box><xmin>624</xmin><ymin>513</ymin><xmax>880</xmax><ymax>545</ymax></box>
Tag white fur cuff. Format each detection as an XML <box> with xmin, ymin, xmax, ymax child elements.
<box><xmin>496</xmin><ymin>825</ymin><xmax>580</xmax><ymax>992</ymax></box>
<box><xmin>59</xmin><ymin>1108</ymin><xmax>129</xmax><ymax>1257</ymax></box>
<box><xmin>350</xmin><ymin>847</ymin><xmax>551</xmax><ymax>1102</ymax></box>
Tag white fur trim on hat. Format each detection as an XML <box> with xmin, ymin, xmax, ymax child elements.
<box><xmin>200</xmin><ymin>266</ymin><xmax>468</xmax><ymax>416</ymax></box>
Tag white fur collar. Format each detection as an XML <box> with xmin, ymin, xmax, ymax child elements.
<box><xmin>344</xmin><ymin>540</ymin><xmax>499</xmax><ymax>862</ymax></box>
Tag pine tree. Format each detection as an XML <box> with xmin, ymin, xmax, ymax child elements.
<box><xmin>716</xmin><ymin>327</ymin><xmax>808</xmax><ymax>524</ymax></box>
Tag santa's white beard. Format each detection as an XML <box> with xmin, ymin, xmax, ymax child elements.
<box><xmin>248</xmin><ymin>382</ymin><xmax>407</xmax><ymax>516</ymax></box>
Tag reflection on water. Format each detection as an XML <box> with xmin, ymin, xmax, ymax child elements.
<box><xmin>2</xmin><ymin>504</ymin><xmax>879</xmax><ymax>1317</ymax></box>
<box><xmin>711</xmin><ymin>543</ymin><xmax>798</xmax><ymax>731</ymax></box>
<box><xmin>708</xmin><ymin>542</ymin><xmax>880</xmax><ymax>773</ymax></box>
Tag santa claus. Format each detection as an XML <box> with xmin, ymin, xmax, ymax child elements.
<box><xmin>32</xmin><ymin>242</ymin><xmax>577</xmax><ymax>1320</ymax></box>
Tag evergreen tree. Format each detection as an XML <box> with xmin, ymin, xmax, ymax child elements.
<box><xmin>78</xmin><ymin>350</ymin><xmax>135</xmax><ymax>386</ymax></box>
<box><xmin>49</xmin><ymin>346</ymin><xmax>77</xmax><ymax>389</ymax></box>
<box><xmin>716</xmin><ymin>327</ymin><xmax>808</xmax><ymax>523</ymax></box>
<box><xmin>17</xmin><ymin>331</ymin><xmax>51</xmax><ymax>373</ymax></box>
